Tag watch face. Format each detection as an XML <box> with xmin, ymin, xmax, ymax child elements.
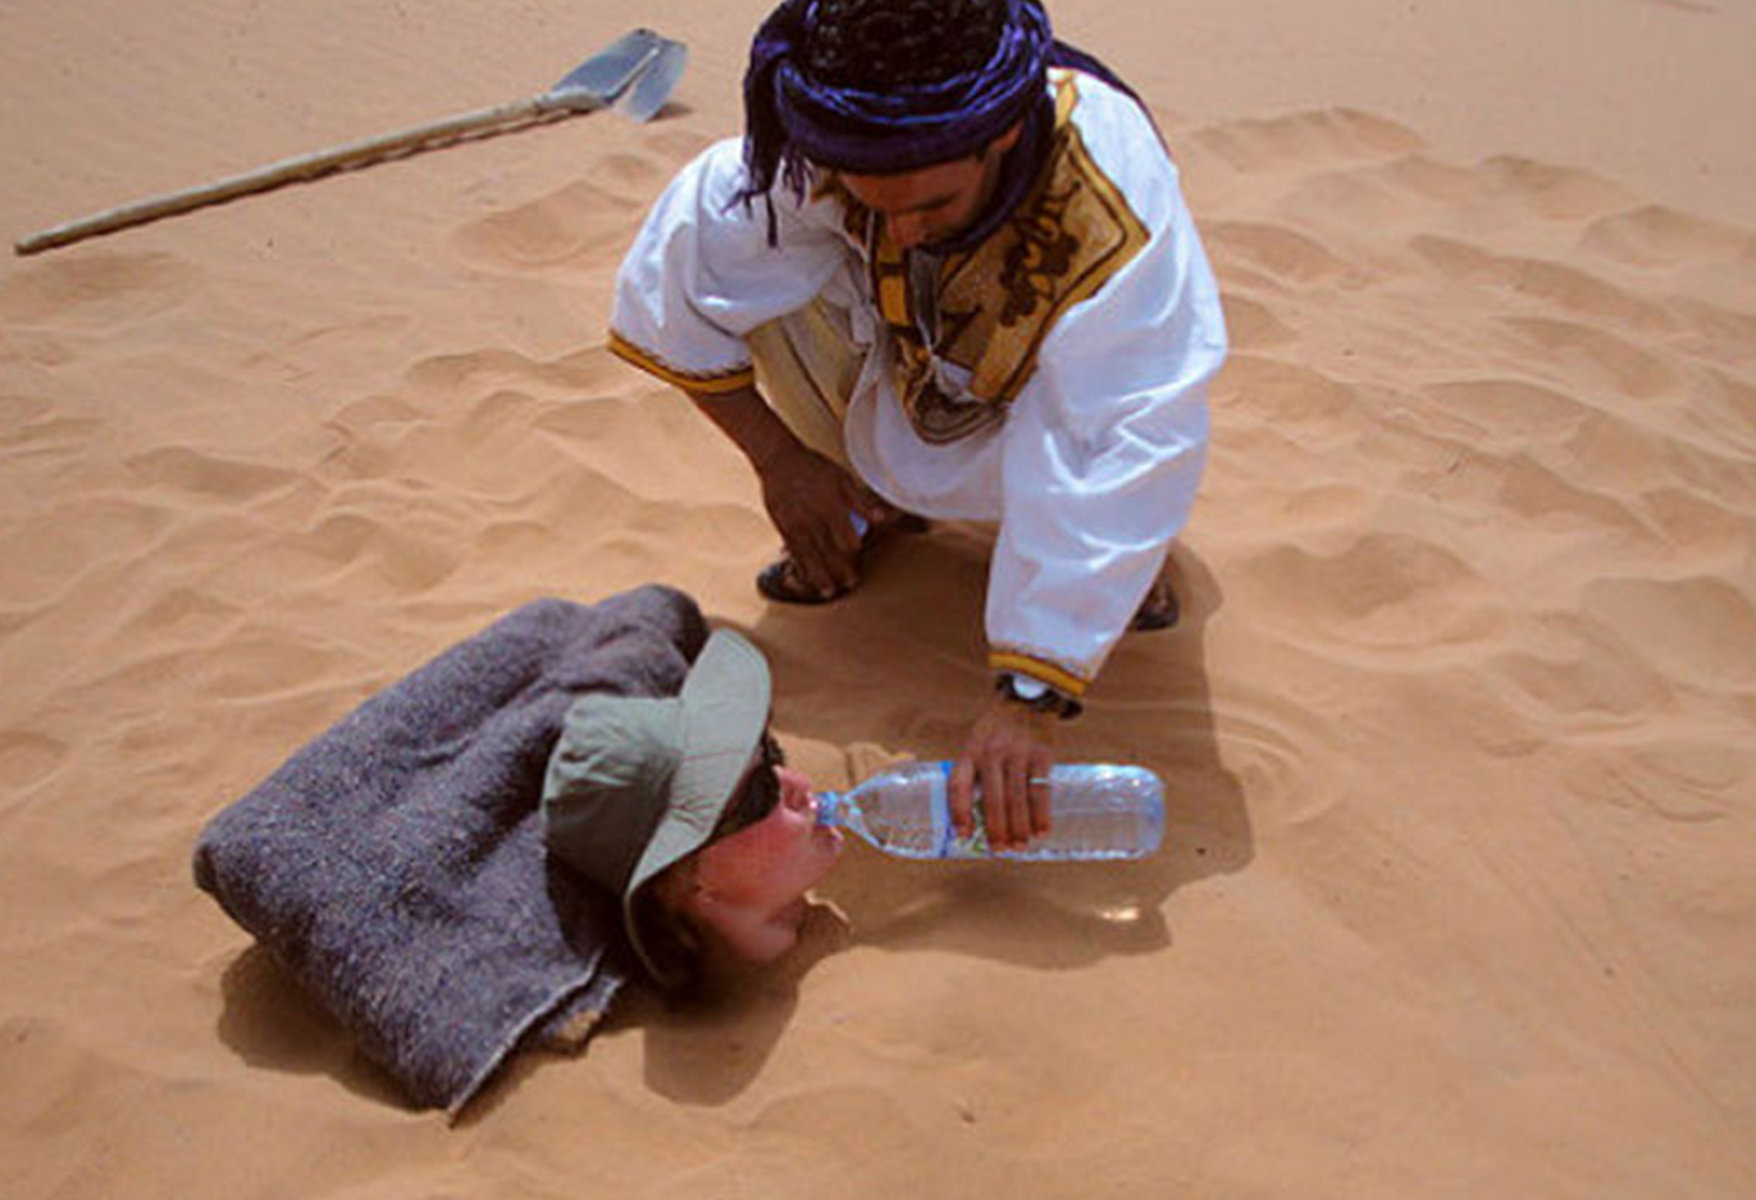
<box><xmin>998</xmin><ymin>675</ymin><xmax>1055</xmax><ymax>711</ymax></box>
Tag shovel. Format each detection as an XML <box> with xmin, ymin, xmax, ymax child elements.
<box><xmin>14</xmin><ymin>28</ymin><xmax>689</xmax><ymax>256</ymax></box>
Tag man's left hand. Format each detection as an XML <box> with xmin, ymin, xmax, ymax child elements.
<box><xmin>950</xmin><ymin>696</ymin><xmax>1057</xmax><ymax>850</ymax></box>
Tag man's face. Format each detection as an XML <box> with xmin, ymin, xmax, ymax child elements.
<box><xmin>838</xmin><ymin>122</ymin><xmax>1023</xmax><ymax>250</ymax></box>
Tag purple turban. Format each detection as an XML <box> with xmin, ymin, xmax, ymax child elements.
<box><xmin>742</xmin><ymin>0</ymin><xmax>1055</xmax><ymax>202</ymax></box>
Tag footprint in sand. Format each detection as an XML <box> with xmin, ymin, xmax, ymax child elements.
<box><xmin>301</xmin><ymin>510</ymin><xmax>461</xmax><ymax>594</ymax></box>
<box><xmin>1188</xmin><ymin>108</ymin><xmax>1424</xmax><ymax>177</ymax></box>
<box><xmin>379</xmin><ymin>346</ymin><xmax>644</xmax><ymax>502</ymax></box>
<box><xmin>1220</xmin><ymin>294</ymin><xmax>1297</xmax><ymax>349</ymax></box>
<box><xmin>452</xmin><ymin>152</ymin><xmax>684</xmax><ymax>273</ymax></box>
<box><xmin>0</xmin><ymin>393</ymin><xmax>104</xmax><ymax>456</ymax></box>
<box><xmin>455</xmin><ymin>180</ymin><xmax>637</xmax><ymax>270</ymax></box>
<box><xmin>1500</xmin><ymin>316</ymin><xmax>1683</xmax><ymax>402</ymax></box>
<box><xmin>1220</xmin><ymin>354</ymin><xmax>1357</xmax><ymax>431</ymax></box>
<box><xmin>1694</xmin><ymin>369</ymin><xmax>1756</xmax><ymax>455</ymax></box>
<box><xmin>125</xmin><ymin>446</ymin><xmax>301</xmax><ymax>503</ymax></box>
<box><xmin>1564</xmin><ymin>737</ymin><xmax>1748</xmax><ymax>828</ymax></box>
<box><xmin>1276</xmin><ymin>151</ymin><xmax>1624</xmax><ymax>240</ymax></box>
<box><xmin>1204</xmin><ymin>220</ymin><xmax>1360</xmax><ymax>288</ymax></box>
<box><xmin>1493</xmin><ymin>613</ymin><xmax>1674</xmax><ymax>727</ymax></box>
<box><xmin>401</xmin><ymin>344</ymin><xmax>623</xmax><ymax>400</ymax></box>
<box><xmin>535</xmin><ymin>391</ymin><xmax>767</xmax><ymax>514</ymax></box>
<box><xmin>1242</xmin><ymin>531</ymin><xmax>1499</xmax><ymax>653</ymax></box>
<box><xmin>1395</xmin><ymin>433</ymin><xmax>1643</xmax><ymax>538</ymax></box>
<box><xmin>1416</xmin><ymin>375</ymin><xmax>1750</xmax><ymax>522</ymax></box>
<box><xmin>1408</xmin><ymin>235</ymin><xmax>1678</xmax><ymax>334</ymax></box>
<box><xmin>1581</xmin><ymin>204</ymin><xmax>1756</xmax><ymax>272</ymax></box>
<box><xmin>1636</xmin><ymin>485</ymin><xmax>1755</xmax><ymax>563</ymax></box>
<box><xmin>1416</xmin><ymin>379</ymin><xmax>1588</xmax><ymax>447</ymax></box>
<box><xmin>120</xmin><ymin>586</ymin><xmax>244</xmax><ymax>643</ymax></box>
<box><xmin>1493</xmin><ymin>448</ymin><xmax>1651</xmax><ymax>533</ymax></box>
<box><xmin>1469</xmin><ymin>156</ymin><xmax>1634</xmax><ymax>222</ymax></box>
<box><xmin>1670</xmin><ymin>301</ymin><xmax>1756</xmax><ymax>368</ymax></box>
<box><xmin>1581</xmin><ymin>574</ymin><xmax>1756</xmax><ymax>690</ymax></box>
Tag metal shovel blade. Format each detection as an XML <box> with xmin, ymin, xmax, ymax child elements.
<box><xmin>547</xmin><ymin>28</ymin><xmax>667</xmax><ymax>108</ymax></box>
<box><xmin>613</xmin><ymin>37</ymin><xmax>689</xmax><ymax>122</ymax></box>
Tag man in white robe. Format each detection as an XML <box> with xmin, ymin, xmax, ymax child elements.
<box><xmin>608</xmin><ymin>0</ymin><xmax>1227</xmax><ymax>848</ymax></box>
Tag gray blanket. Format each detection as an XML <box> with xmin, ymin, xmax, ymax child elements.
<box><xmin>192</xmin><ymin>584</ymin><xmax>707</xmax><ymax>1116</ymax></box>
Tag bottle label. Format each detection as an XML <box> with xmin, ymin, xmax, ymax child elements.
<box><xmin>931</xmin><ymin>761</ymin><xmax>996</xmax><ymax>858</ymax></box>
<box><xmin>929</xmin><ymin>762</ymin><xmax>954</xmax><ymax>855</ymax></box>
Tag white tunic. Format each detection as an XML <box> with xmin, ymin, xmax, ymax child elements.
<box><xmin>610</xmin><ymin>72</ymin><xmax>1227</xmax><ymax>698</ymax></box>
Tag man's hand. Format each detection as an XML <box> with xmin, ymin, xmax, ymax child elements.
<box><xmin>685</xmin><ymin>383</ymin><xmax>888</xmax><ymax>598</ymax></box>
<box><xmin>755</xmin><ymin>441</ymin><xmax>884</xmax><ymax>597</ymax></box>
<box><xmin>951</xmin><ymin>694</ymin><xmax>1058</xmax><ymax>850</ymax></box>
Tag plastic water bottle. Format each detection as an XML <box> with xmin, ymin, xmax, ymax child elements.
<box><xmin>815</xmin><ymin>761</ymin><xmax>1164</xmax><ymax>860</ymax></box>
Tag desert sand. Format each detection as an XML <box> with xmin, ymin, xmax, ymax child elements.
<box><xmin>2</xmin><ymin>0</ymin><xmax>1753</xmax><ymax>1196</ymax></box>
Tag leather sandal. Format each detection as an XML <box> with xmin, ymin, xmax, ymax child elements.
<box><xmin>1130</xmin><ymin>576</ymin><xmax>1180</xmax><ymax>631</ymax></box>
<box><xmin>755</xmin><ymin>556</ymin><xmax>851</xmax><ymax>604</ymax></box>
<box><xmin>755</xmin><ymin>513</ymin><xmax>927</xmax><ymax>605</ymax></box>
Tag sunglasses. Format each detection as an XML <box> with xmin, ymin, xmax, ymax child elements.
<box><xmin>713</xmin><ymin>732</ymin><xmax>785</xmax><ymax>839</ymax></box>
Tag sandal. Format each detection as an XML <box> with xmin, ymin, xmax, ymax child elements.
<box><xmin>755</xmin><ymin>513</ymin><xmax>928</xmax><ymax>605</ymax></box>
<box><xmin>1130</xmin><ymin>575</ymin><xmax>1180</xmax><ymax>632</ymax></box>
<box><xmin>756</xmin><ymin>556</ymin><xmax>851</xmax><ymax>604</ymax></box>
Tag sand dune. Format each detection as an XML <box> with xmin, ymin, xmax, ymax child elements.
<box><xmin>2</xmin><ymin>0</ymin><xmax>1752</xmax><ymax>1196</ymax></box>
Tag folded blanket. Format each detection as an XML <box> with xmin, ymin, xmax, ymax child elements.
<box><xmin>192</xmin><ymin>584</ymin><xmax>707</xmax><ymax>1116</ymax></box>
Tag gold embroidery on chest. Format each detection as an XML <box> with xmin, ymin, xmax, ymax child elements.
<box><xmin>858</xmin><ymin>74</ymin><xmax>1152</xmax><ymax>445</ymax></box>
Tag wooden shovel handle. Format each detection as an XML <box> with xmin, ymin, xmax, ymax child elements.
<box><xmin>14</xmin><ymin>90</ymin><xmax>599</xmax><ymax>255</ymax></box>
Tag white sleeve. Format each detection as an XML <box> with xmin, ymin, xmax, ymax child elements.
<box><xmin>609</xmin><ymin>139</ymin><xmax>848</xmax><ymax>393</ymax></box>
<box><xmin>987</xmin><ymin>136</ymin><xmax>1226</xmax><ymax>697</ymax></box>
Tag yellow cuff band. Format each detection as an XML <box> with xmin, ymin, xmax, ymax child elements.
<box><xmin>608</xmin><ymin>330</ymin><xmax>756</xmax><ymax>396</ymax></box>
<box><xmin>988</xmin><ymin>652</ymin><xmax>1090</xmax><ymax>699</ymax></box>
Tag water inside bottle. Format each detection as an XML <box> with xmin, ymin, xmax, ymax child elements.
<box><xmin>816</xmin><ymin>762</ymin><xmax>1164</xmax><ymax>860</ymax></box>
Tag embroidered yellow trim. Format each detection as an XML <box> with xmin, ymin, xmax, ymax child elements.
<box><xmin>607</xmin><ymin>330</ymin><xmax>755</xmax><ymax>396</ymax></box>
<box><xmin>860</xmin><ymin>71</ymin><xmax>1154</xmax><ymax>445</ymax></box>
<box><xmin>988</xmin><ymin>652</ymin><xmax>1091</xmax><ymax>698</ymax></box>
<box><xmin>876</xmin><ymin>270</ymin><xmax>909</xmax><ymax>327</ymax></box>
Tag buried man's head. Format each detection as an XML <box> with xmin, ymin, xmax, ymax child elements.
<box><xmin>542</xmin><ymin>630</ymin><xmax>843</xmax><ymax>990</ymax></box>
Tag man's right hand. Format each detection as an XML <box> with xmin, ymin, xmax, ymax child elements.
<box><xmin>684</xmin><ymin>382</ymin><xmax>886</xmax><ymax>597</ymax></box>
<box><xmin>756</xmin><ymin>441</ymin><xmax>879</xmax><ymax>597</ymax></box>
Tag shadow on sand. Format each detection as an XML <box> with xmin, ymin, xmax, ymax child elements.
<box><xmin>214</xmin><ymin>944</ymin><xmax>417</xmax><ymax>1112</ymax></box>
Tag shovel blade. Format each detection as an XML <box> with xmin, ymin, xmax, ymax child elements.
<box><xmin>613</xmin><ymin>38</ymin><xmax>689</xmax><ymax>123</ymax></box>
<box><xmin>547</xmin><ymin>29</ymin><xmax>666</xmax><ymax>106</ymax></box>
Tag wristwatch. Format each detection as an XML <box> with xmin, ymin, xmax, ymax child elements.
<box><xmin>995</xmin><ymin>672</ymin><xmax>1082</xmax><ymax>720</ymax></box>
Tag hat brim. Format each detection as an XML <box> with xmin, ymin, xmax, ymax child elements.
<box><xmin>622</xmin><ymin>629</ymin><xmax>770</xmax><ymax>984</ymax></box>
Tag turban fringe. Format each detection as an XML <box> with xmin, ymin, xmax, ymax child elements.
<box><xmin>738</xmin><ymin>0</ymin><xmax>1140</xmax><ymax>241</ymax></box>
